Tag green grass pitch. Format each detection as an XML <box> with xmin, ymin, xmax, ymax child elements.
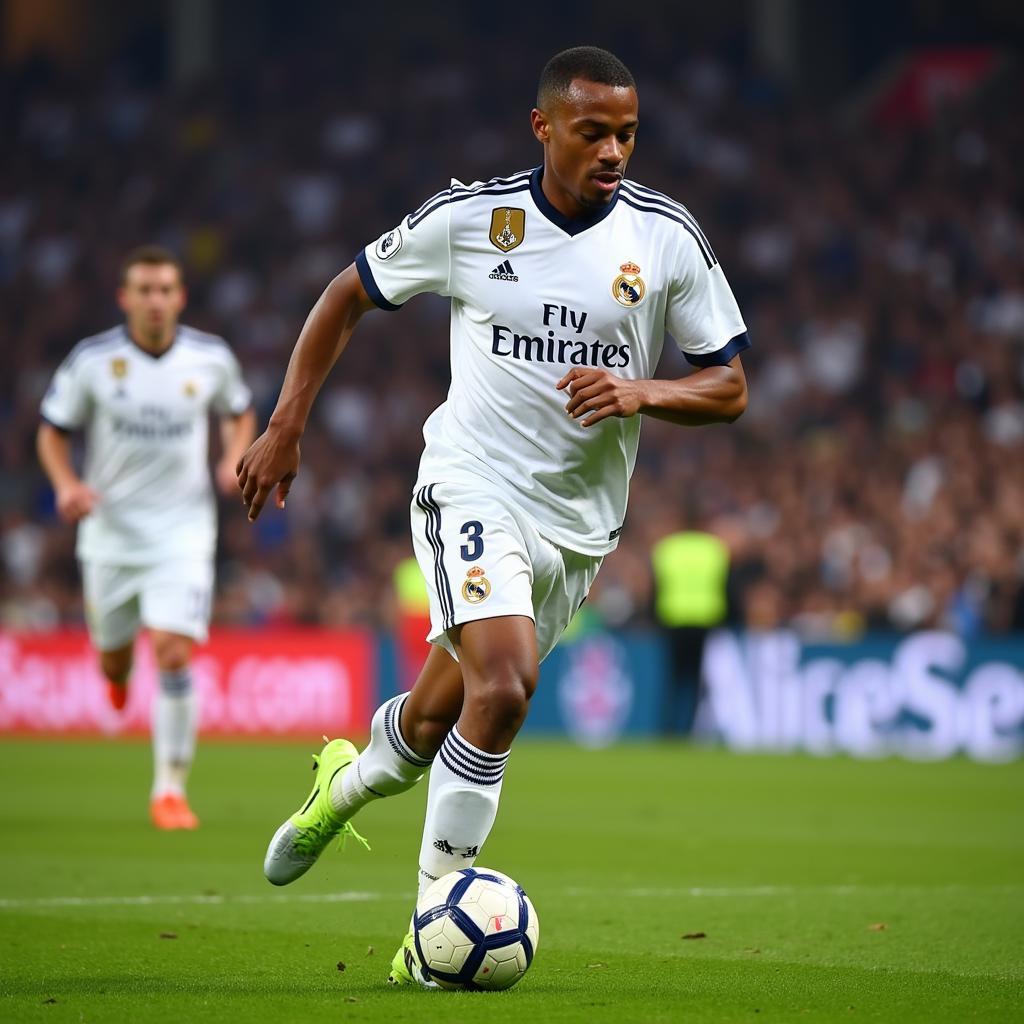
<box><xmin>1</xmin><ymin>738</ymin><xmax>1021</xmax><ymax>1022</ymax></box>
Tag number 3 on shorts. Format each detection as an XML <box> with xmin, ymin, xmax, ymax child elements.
<box><xmin>460</xmin><ymin>520</ymin><xmax>484</xmax><ymax>561</ymax></box>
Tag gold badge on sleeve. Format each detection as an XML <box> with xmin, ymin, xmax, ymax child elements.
<box><xmin>489</xmin><ymin>208</ymin><xmax>526</xmax><ymax>252</ymax></box>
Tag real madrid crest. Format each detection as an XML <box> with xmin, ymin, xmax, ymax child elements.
<box><xmin>489</xmin><ymin>208</ymin><xmax>526</xmax><ymax>253</ymax></box>
<box><xmin>612</xmin><ymin>261</ymin><xmax>646</xmax><ymax>307</ymax></box>
<box><xmin>110</xmin><ymin>358</ymin><xmax>128</xmax><ymax>378</ymax></box>
<box><xmin>461</xmin><ymin>565</ymin><xmax>492</xmax><ymax>604</ymax></box>
<box><xmin>183</xmin><ymin>380</ymin><xmax>198</xmax><ymax>398</ymax></box>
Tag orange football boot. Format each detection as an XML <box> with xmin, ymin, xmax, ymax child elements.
<box><xmin>106</xmin><ymin>681</ymin><xmax>128</xmax><ymax>710</ymax></box>
<box><xmin>150</xmin><ymin>793</ymin><xmax>200</xmax><ymax>830</ymax></box>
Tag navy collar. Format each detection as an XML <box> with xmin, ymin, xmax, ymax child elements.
<box><xmin>529</xmin><ymin>165</ymin><xmax>619</xmax><ymax>236</ymax></box>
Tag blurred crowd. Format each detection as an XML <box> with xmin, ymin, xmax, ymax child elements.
<box><xmin>2</xmin><ymin>28</ymin><xmax>1023</xmax><ymax>639</ymax></box>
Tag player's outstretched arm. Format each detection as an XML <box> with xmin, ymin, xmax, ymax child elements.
<box><xmin>557</xmin><ymin>356</ymin><xmax>747</xmax><ymax>428</ymax></box>
<box><xmin>237</xmin><ymin>263</ymin><xmax>376</xmax><ymax>521</ymax></box>
<box><xmin>36</xmin><ymin>422</ymin><xmax>99</xmax><ymax>522</ymax></box>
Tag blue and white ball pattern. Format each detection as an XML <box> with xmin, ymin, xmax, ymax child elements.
<box><xmin>413</xmin><ymin>867</ymin><xmax>539</xmax><ymax>990</ymax></box>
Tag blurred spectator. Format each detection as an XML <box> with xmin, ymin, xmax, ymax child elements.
<box><xmin>650</xmin><ymin>512</ymin><xmax>730</xmax><ymax>734</ymax></box>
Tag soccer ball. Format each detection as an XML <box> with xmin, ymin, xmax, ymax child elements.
<box><xmin>413</xmin><ymin>867</ymin><xmax>539</xmax><ymax>990</ymax></box>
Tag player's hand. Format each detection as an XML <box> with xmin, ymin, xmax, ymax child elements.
<box><xmin>556</xmin><ymin>368</ymin><xmax>645</xmax><ymax>427</ymax></box>
<box><xmin>55</xmin><ymin>481</ymin><xmax>99</xmax><ymax>523</ymax></box>
<box><xmin>236</xmin><ymin>428</ymin><xmax>300</xmax><ymax>522</ymax></box>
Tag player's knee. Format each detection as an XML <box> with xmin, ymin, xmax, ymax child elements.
<box><xmin>467</xmin><ymin>663</ymin><xmax>536</xmax><ymax>733</ymax></box>
<box><xmin>152</xmin><ymin>634</ymin><xmax>191</xmax><ymax>672</ymax></box>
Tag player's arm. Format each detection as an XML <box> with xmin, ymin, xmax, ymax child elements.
<box><xmin>236</xmin><ymin>263</ymin><xmax>375</xmax><ymax>521</ymax></box>
<box><xmin>215</xmin><ymin>406</ymin><xmax>257</xmax><ymax>495</ymax></box>
<box><xmin>558</xmin><ymin>357</ymin><xmax>747</xmax><ymax>428</ymax></box>
<box><xmin>36</xmin><ymin>422</ymin><xmax>99</xmax><ymax>522</ymax></box>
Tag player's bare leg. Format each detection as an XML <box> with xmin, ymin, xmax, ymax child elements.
<box><xmin>149</xmin><ymin>630</ymin><xmax>199</xmax><ymax>830</ymax></box>
<box><xmin>99</xmin><ymin>643</ymin><xmax>133</xmax><ymax>711</ymax></box>
<box><xmin>453</xmin><ymin>615</ymin><xmax>537</xmax><ymax>747</ymax></box>
<box><xmin>400</xmin><ymin>645</ymin><xmax>466</xmax><ymax>755</ymax></box>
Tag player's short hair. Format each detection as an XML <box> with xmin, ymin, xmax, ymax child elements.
<box><xmin>120</xmin><ymin>245</ymin><xmax>184</xmax><ymax>285</ymax></box>
<box><xmin>537</xmin><ymin>46</ymin><xmax>636</xmax><ymax>109</ymax></box>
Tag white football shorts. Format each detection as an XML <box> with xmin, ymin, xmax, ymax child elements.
<box><xmin>410</xmin><ymin>479</ymin><xmax>602</xmax><ymax>663</ymax></box>
<box><xmin>81</xmin><ymin>559</ymin><xmax>214</xmax><ymax>650</ymax></box>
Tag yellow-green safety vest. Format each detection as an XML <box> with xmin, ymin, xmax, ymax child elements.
<box><xmin>651</xmin><ymin>531</ymin><xmax>729</xmax><ymax>627</ymax></box>
<box><xmin>394</xmin><ymin>557</ymin><xmax>430</xmax><ymax>615</ymax></box>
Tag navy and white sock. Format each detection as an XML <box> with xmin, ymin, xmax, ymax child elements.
<box><xmin>416</xmin><ymin>726</ymin><xmax>510</xmax><ymax>897</ymax></box>
<box><xmin>331</xmin><ymin>693</ymin><xmax>432</xmax><ymax>818</ymax></box>
<box><xmin>152</xmin><ymin>667</ymin><xmax>197</xmax><ymax>797</ymax></box>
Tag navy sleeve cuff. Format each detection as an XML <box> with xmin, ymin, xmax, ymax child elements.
<box><xmin>355</xmin><ymin>249</ymin><xmax>402</xmax><ymax>312</ymax></box>
<box><xmin>683</xmin><ymin>331</ymin><xmax>751</xmax><ymax>368</ymax></box>
<box><xmin>40</xmin><ymin>413</ymin><xmax>73</xmax><ymax>434</ymax></box>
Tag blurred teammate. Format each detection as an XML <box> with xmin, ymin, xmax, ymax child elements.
<box><xmin>238</xmin><ymin>47</ymin><xmax>748</xmax><ymax>981</ymax></box>
<box><xmin>37</xmin><ymin>246</ymin><xmax>255</xmax><ymax>830</ymax></box>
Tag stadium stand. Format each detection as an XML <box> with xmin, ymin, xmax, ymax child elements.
<box><xmin>3</xmin><ymin>26</ymin><xmax>1022</xmax><ymax>639</ymax></box>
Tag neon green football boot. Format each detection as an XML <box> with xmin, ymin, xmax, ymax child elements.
<box><xmin>387</xmin><ymin>927</ymin><xmax>437</xmax><ymax>988</ymax></box>
<box><xmin>263</xmin><ymin>738</ymin><xmax>368</xmax><ymax>886</ymax></box>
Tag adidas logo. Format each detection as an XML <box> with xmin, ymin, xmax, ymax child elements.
<box><xmin>488</xmin><ymin>259</ymin><xmax>518</xmax><ymax>282</ymax></box>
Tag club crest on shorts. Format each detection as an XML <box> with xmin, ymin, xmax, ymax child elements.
<box><xmin>612</xmin><ymin>261</ymin><xmax>646</xmax><ymax>307</ymax></box>
<box><xmin>489</xmin><ymin>207</ymin><xmax>525</xmax><ymax>252</ymax></box>
<box><xmin>462</xmin><ymin>565</ymin><xmax>492</xmax><ymax>604</ymax></box>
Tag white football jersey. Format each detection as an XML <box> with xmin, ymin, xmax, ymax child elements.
<box><xmin>41</xmin><ymin>325</ymin><xmax>252</xmax><ymax>565</ymax></box>
<box><xmin>358</xmin><ymin>166</ymin><xmax>748</xmax><ymax>555</ymax></box>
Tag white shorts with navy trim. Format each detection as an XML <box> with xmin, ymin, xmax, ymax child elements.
<box><xmin>81</xmin><ymin>559</ymin><xmax>214</xmax><ymax>650</ymax></box>
<box><xmin>410</xmin><ymin>479</ymin><xmax>601</xmax><ymax>663</ymax></box>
